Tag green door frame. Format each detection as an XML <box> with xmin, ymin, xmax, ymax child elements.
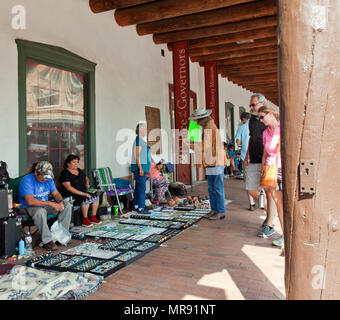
<box><xmin>16</xmin><ymin>39</ymin><xmax>96</xmax><ymax>181</ymax></box>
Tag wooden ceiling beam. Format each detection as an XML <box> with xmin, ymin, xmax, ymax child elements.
<box><xmin>189</xmin><ymin>36</ymin><xmax>277</xmax><ymax>57</ymax></box>
<box><xmin>240</xmin><ymin>85</ymin><xmax>278</xmax><ymax>91</ymax></box>
<box><xmin>219</xmin><ymin>63</ymin><xmax>278</xmax><ymax>74</ymax></box>
<box><xmin>216</xmin><ymin>52</ymin><xmax>278</xmax><ymax>66</ymax></box>
<box><xmin>154</xmin><ymin>15</ymin><xmax>277</xmax><ymax>45</ymax></box>
<box><xmin>226</xmin><ymin>83</ymin><xmax>278</xmax><ymax>89</ymax></box>
<box><xmin>189</xmin><ymin>26</ymin><xmax>277</xmax><ymax>49</ymax></box>
<box><xmin>223</xmin><ymin>66</ymin><xmax>278</xmax><ymax>77</ymax></box>
<box><xmin>89</xmin><ymin>0</ymin><xmax>155</xmax><ymax>13</ymax></box>
<box><xmin>191</xmin><ymin>45</ymin><xmax>277</xmax><ymax>63</ymax></box>
<box><xmin>115</xmin><ymin>0</ymin><xmax>258</xmax><ymax>26</ymax></box>
<box><xmin>217</xmin><ymin>58</ymin><xmax>277</xmax><ymax>70</ymax></box>
<box><xmin>136</xmin><ymin>0</ymin><xmax>277</xmax><ymax>36</ymax></box>
<box><xmin>225</xmin><ymin>73</ymin><xmax>278</xmax><ymax>81</ymax></box>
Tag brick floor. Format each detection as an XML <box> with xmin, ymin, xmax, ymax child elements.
<box><xmin>84</xmin><ymin>177</ymin><xmax>286</xmax><ymax>300</ymax></box>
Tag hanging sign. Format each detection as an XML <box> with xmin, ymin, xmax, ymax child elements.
<box><xmin>204</xmin><ymin>60</ymin><xmax>219</xmax><ymax>127</ymax></box>
<box><xmin>173</xmin><ymin>41</ymin><xmax>191</xmax><ymax>185</ymax></box>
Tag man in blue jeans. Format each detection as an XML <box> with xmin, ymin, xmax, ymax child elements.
<box><xmin>189</xmin><ymin>109</ymin><xmax>228</xmax><ymax>220</ymax></box>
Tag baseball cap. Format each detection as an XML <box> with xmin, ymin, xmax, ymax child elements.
<box><xmin>35</xmin><ymin>161</ymin><xmax>54</xmax><ymax>180</ymax></box>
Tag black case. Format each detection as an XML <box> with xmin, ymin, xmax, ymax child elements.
<box><xmin>0</xmin><ymin>217</ymin><xmax>22</xmax><ymax>258</ymax></box>
<box><xmin>0</xmin><ymin>189</ymin><xmax>12</xmax><ymax>219</ymax></box>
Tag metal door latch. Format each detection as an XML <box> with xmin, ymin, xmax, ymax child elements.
<box><xmin>300</xmin><ymin>161</ymin><xmax>316</xmax><ymax>194</ymax></box>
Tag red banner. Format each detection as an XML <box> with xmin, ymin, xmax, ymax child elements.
<box><xmin>204</xmin><ymin>61</ymin><xmax>219</xmax><ymax>127</ymax></box>
<box><xmin>173</xmin><ymin>41</ymin><xmax>191</xmax><ymax>185</ymax></box>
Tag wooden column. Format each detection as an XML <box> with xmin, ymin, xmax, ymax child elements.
<box><xmin>279</xmin><ymin>0</ymin><xmax>340</xmax><ymax>299</ymax></box>
<box><xmin>172</xmin><ymin>41</ymin><xmax>191</xmax><ymax>185</ymax></box>
<box><xmin>204</xmin><ymin>61</ymin><xmax>219</xmax><ymax>127</ymax></box>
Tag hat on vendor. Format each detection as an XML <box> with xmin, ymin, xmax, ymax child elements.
<box><xmin>189</xmin><ymin>108</ymin><xmax>212</xmax><ymax>120</ymax></box>
<box><xmin>35</xmin><ymin>161</ymin><xmax>54</xmax><ymax>180</ymax></box>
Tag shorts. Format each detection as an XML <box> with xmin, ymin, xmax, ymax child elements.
<box><xmin>245</xmin><ymin>163</ymin><xmax>262</xmax><ymax>191</ymax></box>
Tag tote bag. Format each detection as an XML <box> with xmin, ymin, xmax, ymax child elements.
<box><xmin>260</xmin><ymin>141</ymin><xmax>280</xmax><ymax>189</ymax></box>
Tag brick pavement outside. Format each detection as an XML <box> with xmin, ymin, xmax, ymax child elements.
<box><xmin>85</xmin><ymin>177</ymin><xmax>285</xmax><ymax>300</ymax></box>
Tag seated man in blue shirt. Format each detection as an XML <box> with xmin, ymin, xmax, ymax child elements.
<box><xmin>19</xmin><ymin>161</ymin><xmax>72</xmax><ymax>251</ymax></box>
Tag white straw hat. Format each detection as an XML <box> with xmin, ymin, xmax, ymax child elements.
<box><xmin>189</xmin><ymin>108</ymin><xmax>212</xmax><ymax>120</ymax></box>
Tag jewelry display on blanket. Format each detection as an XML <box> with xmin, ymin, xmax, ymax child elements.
<box><xmin>32</xmin><ymin>205</ymin><xmax>213</xmax><ymax>277</ymax></box>
<box><xmin>101</xmin><ymin>231</ymin><xmax>134</xmax><ymax>240</ymax></box>
<box><xmin>116</xmin><ymin>240</ymin><xmax>139</xmax><ymax>251</ymax></box>
<box><xmin>132</xmin><ymin>242</ymin><xmax>159</xmax><ymax>252</ymax></box>
<box><xmin>98</xmin><ymin>239</ymin><xmax>126</xmax><ymax>250</ymax></box>
<box><xmin>62</xmin><ymin>242</ymin><xmax>121</xmax><ymax>260</ymax></box>
<box><xmin>114</xmin><ymin>250</ymin><xmax>144</xmax><ymax>264</ymax></box>
<box><xmin>127</xmin><ymin>233</ymin><xmax>152</xmax><ymax>241</ymax></box>
<box><xmin>54</xmin><ymin>255</ymin><xmax>88</xmax><ymax>268</ymax></box>
<box><xmin>168</xmin><ymin>221</ymin><xmax>188</xmax><ymax>229</ymax></box>
<box><xmin>161</xmin><ymin>229</ymin><xmax>183</xmax><ymax>238</ymax></box>
<box><xmin>70</xmin><ymin>257</ymin><xmax>104</xmax><ymax>272</ymax></box>
<box><xmin>90</xmin><ymin>260</ymin><xmax>125</xmax><ymax>277</ymax></box>
<box><xmin>38</xmin><ymin>254</ymin><xmax>70</xmax><ymax>267</ymax></box>
<box><xmin>144</xmin><ymin>234</ymin><xmax>170</xmax><ymax>243</ymax></box>
<box><xmin>85</xmin><ymin>230</ymin><xmax>109</xmax><ymax>237</ymax></box>
<box><xmin>26</xmin><ymin>252</ymin><xmax>54</xmax><ymax>267</ymax></box>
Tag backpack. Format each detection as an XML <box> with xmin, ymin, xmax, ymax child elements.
<box><xmin>0</xmin><ymin>161</ymin><xmax>10</xmax><ymax>188</ymax></box>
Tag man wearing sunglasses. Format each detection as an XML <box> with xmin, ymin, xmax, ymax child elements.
<box><xmin>243</xmin><ymin>94</ymin><xmax>272</xmax><ymax>218</ymax></box>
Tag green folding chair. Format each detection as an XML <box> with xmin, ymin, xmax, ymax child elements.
<box><xmin>93</xmin><ymin>167</ymin><xmax>133</xmax><ymax>214</ymax></box>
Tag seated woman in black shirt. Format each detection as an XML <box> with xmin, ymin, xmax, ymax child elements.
<box><xmin>59</xmin><ymin>154</ymin><xmax>101</xmax><ymax>227</ymax></box>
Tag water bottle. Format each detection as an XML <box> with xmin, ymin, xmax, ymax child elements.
<box><xmin>259</xmin><ymin>190</ymin><xmax>265</xmax><ymax>209</ymax></box>
<box><xmin>24</xmin><ymin>231</ymin><xmax>34</xmax><ymax>256</ymax></box>
<box><xmin>18</xmin><ymin>239</ymin><xmax>25</xmax><ymax>256</ymax></box>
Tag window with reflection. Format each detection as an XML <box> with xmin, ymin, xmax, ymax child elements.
<box><xmin>26</xmin><ymin>60</ymin><xmax>85</xmax><ymax>178</ymax></box>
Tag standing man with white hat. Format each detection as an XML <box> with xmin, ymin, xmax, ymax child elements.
<box><xmin>189</xmin><ymin>109</ymin><xmax>228</xmax><ymax>220</ymax></box>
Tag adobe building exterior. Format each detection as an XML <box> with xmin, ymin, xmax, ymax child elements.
<box><xmin>0</xmin><ymin>0</ymin><xmax>262</xmax><ymax>181</ymax></box>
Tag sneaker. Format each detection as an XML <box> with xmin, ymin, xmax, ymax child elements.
<box><xmin>272</xmin><ymin>235</ymin><xmax>284</xmax><ymax>248</ymax></box>
<box><xmin>90</xmin><ymin>216</ymin><xmax>102</xmax><ymax>224</ymax></box>
<box><xmin>42</xmin><ymin>241</ymin><xmax>58</xmax><ymax>251</ymax></box>
<box><xmin>248</xmin><ymin>204</ymin><xmax>257</xmax><ymax>211</ymax></box>
<box><xmin>137</xmin><ymin>208</ymin><xmax>150</xmax><ymax>214</ymax></box>
<box><xmin>257</xmin><ymin>225</ymin><xmax>275</xmax><ymax>238</ymax></box>
<box><xmin>82</xmin><ymin>218</ymin><xmax>92</xmax><ymax>227</ymax></box>
<box><xmin>204</xmin><ymin>210</ymin><xmax>215</xmax><ymax>219</ymax></box>
<box><xmin>208</xmin><ymin>212</ymin><xmax>226</xmax><ymax>220</ymax></box>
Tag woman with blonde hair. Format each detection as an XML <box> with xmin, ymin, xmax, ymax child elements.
<box><xmin>257</xmin><ymin>105</ymin><xmax>284</xmax><ymax>249</ymax></box>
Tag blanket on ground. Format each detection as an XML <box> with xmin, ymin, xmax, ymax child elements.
<box><xmin>0</xmin><ymin>265</ymin><xmax>103</xmax><ymax>300</ymax></box>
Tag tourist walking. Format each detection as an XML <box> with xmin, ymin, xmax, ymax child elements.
<box><xmin>244</xmin><ymin>93</ymin><xmax>276</xmax><ymax>237</ymax></box>
<box><xmin>235</xmin><ymin>111</ymin><xmax>255</xmax><ymax>207</ymax></box>
<box><xmin>258</xmin><ymin>105</ymin><xmax>284</xmax><ymax>249</ymax></box>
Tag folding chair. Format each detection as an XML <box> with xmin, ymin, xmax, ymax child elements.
<box><xmin>93</xmin><ymin>167</ymin><xmax>134</xmax><ymax>214</ymax></box>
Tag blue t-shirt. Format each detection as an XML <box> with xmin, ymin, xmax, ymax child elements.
<box><xmin>227</xmin><ymin>150</ymin><xmax>236</xmax><ymax>158</ymax></box>
<box><xmin>131</xmin><ymin>136</ymin><xmax>151</xmax><ymax>174</ymax></box>
<box><xmin>235</xmin><ymin>121</ymin><xmax>250</xmax><ymax>161</ymax></box>
<box><xmin>18</xmin><ymin>173</ymin><xmax>57</xmax><ymax>208</ymax></box>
